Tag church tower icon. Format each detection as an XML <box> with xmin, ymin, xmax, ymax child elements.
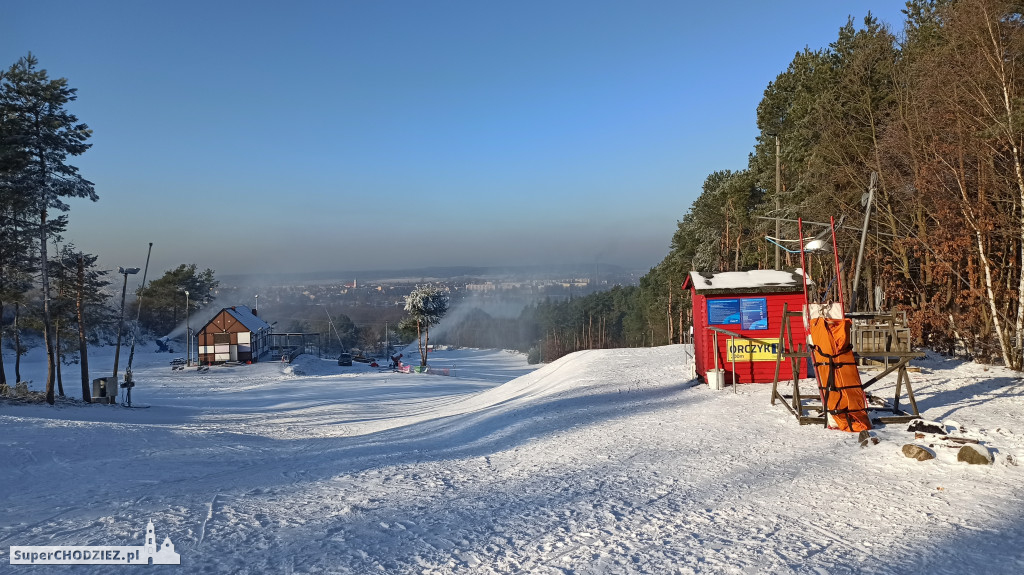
<box><xmin>143</xmin><ymin>520</ymin><xmax>181</xmax><ymax>565</ymax></box>
<box><xmin>145</xmin><ymin>521</ymin><xmax>156</xmax><ymax>556</ymax></box>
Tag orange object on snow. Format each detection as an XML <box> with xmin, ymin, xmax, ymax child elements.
<box><xmin>809</xmin><ymin>316</ymin><xmax>872</xmax><ymax>432</ymax></box>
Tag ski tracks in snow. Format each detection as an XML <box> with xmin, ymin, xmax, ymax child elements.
<box><xmin>4</xmin><ymin>346</ymin><xmax>1023</xmax><ymax>574</ymax></box>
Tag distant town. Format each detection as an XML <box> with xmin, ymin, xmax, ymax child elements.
<box><xmin>214</xmin><ymin>266</ymin><xmax>645</xmax><ymax>314</ymax></box>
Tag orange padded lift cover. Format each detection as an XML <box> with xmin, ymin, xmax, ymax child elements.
<box><xmin>809</xmin><ymin>317</ymin><xmax>872</xmax><ymax>432</ymax></box>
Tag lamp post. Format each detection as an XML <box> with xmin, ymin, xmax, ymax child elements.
<box><xmin>253</xmin><ymin>295</ymin><xmax>259</xmax><ymax>360</ymax></box>
<box><xmin>112</xmin><ymin>266</ymin><xmax>141</xmax><ymax>382</ymax></box>
<box><xmin>184</xmin><ymin>290</ymin><xmax>190</xmax><ymax>366</ymax></box>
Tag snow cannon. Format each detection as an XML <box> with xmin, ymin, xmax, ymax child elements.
<box><xmin>155</xmin><ymin>336</ymin><xmax>172</xmax><ymax>353</ymax></box>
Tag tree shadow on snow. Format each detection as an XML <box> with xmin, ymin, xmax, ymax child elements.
<box><xmin>210</xmin><ymin>419</ymin><xmax>1024</xmax><ymax>575</ymax></box>
<box><xmin>909</xmin><ymin>374</ymin><xmax>1024</xmax><ymax>423</ymax></box>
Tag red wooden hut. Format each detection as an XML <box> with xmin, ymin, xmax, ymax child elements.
<box><xmin>683</xmin><ymin>270</ymin><xmax>809</xmax><ymax>385</ymax></box>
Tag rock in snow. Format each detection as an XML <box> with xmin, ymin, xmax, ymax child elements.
<box><xmin>858</xmin><ymin>429</ymin><xmax>880</xmax><ymax>448</ymax></box>
<box><xmin>902</xmin><ymin>443</ymin><xmax>937</xmax><ymax>461</ymax></box>
<box><xmin>957</xmin><ymin>444</ymin><xmax>993</xmax><ymax>465</ymax></box>
<box><xmin>907</xmin><ymin>419</ymin><xmax>946</xmax><ymax>435</ymax></box>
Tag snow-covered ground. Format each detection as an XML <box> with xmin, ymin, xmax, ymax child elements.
<box><xmin>1</xmin><ymin>343</ymin><xmax>1022</xmax><ymax>574</ymax></box>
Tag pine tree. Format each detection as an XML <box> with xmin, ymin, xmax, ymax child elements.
<box><xmin>135</xmin><ymin>264</ymin><xmax>218</xmax><ymax>336</ymax></box>
<box><xmin>403</xmin><ymin>285</ymin><xmax>450</xmax><ymax>367</ymax></box>
<box><xmin>0</xmin><ymin>54</ymin><xmax>97</xmax><ymax>403</ymax></box>
<box><xmin>0</xmin><ymin>61</ymin><xmax>35</xmax><ymax>388</ymax></box>
<box><xmin>49</xmin><ymin>244</ymin><xmax>111</xmax><ymax>400</ymax></box>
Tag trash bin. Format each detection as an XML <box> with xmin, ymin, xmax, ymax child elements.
<box><xmin>706</xmin><ymin>369</ymin><xmax>725</xmax><ymax>391</ymax></box>
<box><xmin>91</xmin><ymin>377</ymin><xmax>113</xmax><ymax>403</ymax></box>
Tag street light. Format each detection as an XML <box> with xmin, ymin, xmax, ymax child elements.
<box><xmin>112</xmin><ymin>266</ymin><xmax>141</xmax><ymax>383</ymax></box>
<box><xmin>184</xmin><ymin>290</ymin><xmax>190</xmax><ymax>366</ymax></box>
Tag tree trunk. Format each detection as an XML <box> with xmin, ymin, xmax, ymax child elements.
<box><xmin>667</xmin><ymin>282</ymin><xmax>674</xmax><ymax>343</ymax></box>
<box><xmin>962</xmin><ymin>193</ymin><xmax>1013</xmax><ymax>366</ymax></box>
<box><xmin>423</xmin><ymin>324</ymin><xmax>430</xmax><ymax>367</ymax></box>
<box><xmin>975</xmin><ymin>226</ymin><xmax>1011</xmax><ymax>365</ymax></box>
<box><xmin>588</xmin><ymin>313</ymin><xmax>593</xmax><ymax>349</ymax></box>
<box><xmin>40</xmin><ymin>208</ymin><xmax>56</xmax><ymax>404</ymax></box>
<box><xmin>416</xmin><ymin>320</ymin><xmax>427</xmax><ymax>367</ymax></box>
<box><xmin>55</xmin><ymin>320</ymin><xmax>65</xmax><ymax>397</ymax></box>
<box><xmin>866</xmin><ymin>263</ymin><xmax>875</xmax><ymax>312</ymax></box>
<box><xmin>14</xmin><ymin>302</ymin><xmax>22</xmax><ymax>383</ymax></box>
<box><xmin>679</xmin><ymin>302</ymin><xmax>685</xmax><ymax>343</ymax></box>
<box><xmin>723</xmin><ymin>202</ymin><xmax>730</xmax><ymax>272</ymax></box>
<box><xmin>916</xmin><ymin>203</ymin><xmax>931</xmax><ymax>310</ymax></box>
<box><xmin>735</xmin><ymin>226</ymin><xmax>742</xmax><ymax>271</ymax></box>
<box><xmin>983</xmin><ymin>7</ymin><xmax>1024</xmax><ymax>369</ymax></box>
<box><xmin>77</xmin><ymin>256</ymin><xmax>91</xmax><ymax>402</ymax></box>
<box><xmin>0</xmin><ymin>300</ymin><xmax>5</xmax><ymax>387</ymax></box>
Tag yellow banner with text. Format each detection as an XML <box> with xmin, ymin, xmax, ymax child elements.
<box><xmin>726</xmin><ymin>338</ymin><xmax>781</xmax><ymax>362</ymax></box>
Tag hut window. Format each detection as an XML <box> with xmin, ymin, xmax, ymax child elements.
<box><xmin>213</xmin><ymin>333</ymin><xmax>230</xmax><ymax>345</ymax></box>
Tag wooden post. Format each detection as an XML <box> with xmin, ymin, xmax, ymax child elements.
<box><xmin>904</xmin><ymin>369</ymin><xmax>919</xmax><ymax>415</ymax></box>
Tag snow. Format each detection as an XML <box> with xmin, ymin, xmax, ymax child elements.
<box><xmin>1</xmin><ymin>343</ymin><xmax>1023</xmax><ymax>574</ymax></box>
<box><xmin>688</xmin><ymin>269</ymin><xmax>807</xmax><ymax>293</ymax></box>
<box><xmin>222</xmin><ymin>305</ymin><xmax>272</xmax><ymax>333</ymax></box>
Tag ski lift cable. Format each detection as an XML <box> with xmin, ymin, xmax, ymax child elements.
<box><xmin>765</xmin><ymin>237</ymin><xmax>806</xmax><ymax>254</ymax></box>
<box><xmin>770</xmin><ymin>209</ymin><xmax>990</xmax><ymax>317</ymax></box>
<box><xmin>765</xmin><ymin>235</ymin><xmax>827</xmax><ymax>254</ymax></box>
<box><xmin>757</xmin><ymin>215</ymin><xmax>896</xmax><ymax>238</ymax></box>
<box><xmin>321</xmin><ymin>306</ymin><xmax>347</xmax><ymax>353</ymax></box>
<box><xmin>764</xmin><ymin>235</ymin><xmax>816</xmax><ymax>243</ymax></box>
<box><xmin>767</xmin><ymin>194</ymin><xmax>1012</xmax><ymax>327</ymax></box>
<box><xmin>839</xmin><ymin>200</ymin><xmax>1008</xmax><ymax>326</ymax></box>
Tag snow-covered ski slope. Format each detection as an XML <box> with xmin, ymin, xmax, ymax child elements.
<box><xmin>1</xmin><ymin>345</ymin><xmax>1022</xmax><ymax>574</ymax></box>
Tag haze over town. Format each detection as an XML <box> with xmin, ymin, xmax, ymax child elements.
<box><xmin>3</xmin><ymin>1</ymin><xmax>907</xmax><ymax>277</ymax></box>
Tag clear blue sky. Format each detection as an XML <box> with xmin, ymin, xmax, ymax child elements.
<box><xmin>3</xmin><ymin>1</ymin><xmax>908</xmax><ymax>277</ymax></box>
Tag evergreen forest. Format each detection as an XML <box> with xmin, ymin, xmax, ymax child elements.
<box><xmin>452</xmin><ymin>1</ymin><xmax>1024</xmax><ymax>370</ymax></box>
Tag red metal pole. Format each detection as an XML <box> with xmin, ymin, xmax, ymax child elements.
<box><xmin>829</xmin><ymin>216</ymin><xmax>846</xmax><ymax>312</ymax></box>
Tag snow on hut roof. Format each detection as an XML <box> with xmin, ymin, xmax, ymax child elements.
<box><xmin>684</xmin><ymin>269</ymin><xmax>808</xmax><ymax>295</ymax></box>
<box><xmin>224</xmin><ymin>305</ymin><xmax>272</xmax><ymax>332</ymax></box>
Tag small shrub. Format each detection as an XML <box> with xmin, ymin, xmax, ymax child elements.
<box><xmin>527</xmin><ymin>347</ymin><xmax>541</xmax><ymax>364</ymax></box>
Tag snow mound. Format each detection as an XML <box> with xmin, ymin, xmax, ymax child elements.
<box><xmin>450</xmin><ymin>345</ymin><xmax>694</xmax><ymax>417</ymax></box>
<box><xmin>2</xmin><ymin>344</ymin><xmax>1023</xmax><ymax>574</ymax></box>
<box><xmin>368</xmin><ymin>346</ymin><xmax>699</xmax><ymax>456</ymax></box>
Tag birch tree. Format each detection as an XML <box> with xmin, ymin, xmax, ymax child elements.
<box><xmin>906</xmin><ymin>0</ymin><xmax>1024</xmax><ymax>367</ymax></box>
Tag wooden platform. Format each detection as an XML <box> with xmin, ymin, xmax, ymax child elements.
<box><xmin>770</xmin><ymin>305</ymin><xmax>924</xmax><ymax>427</ymax></box>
